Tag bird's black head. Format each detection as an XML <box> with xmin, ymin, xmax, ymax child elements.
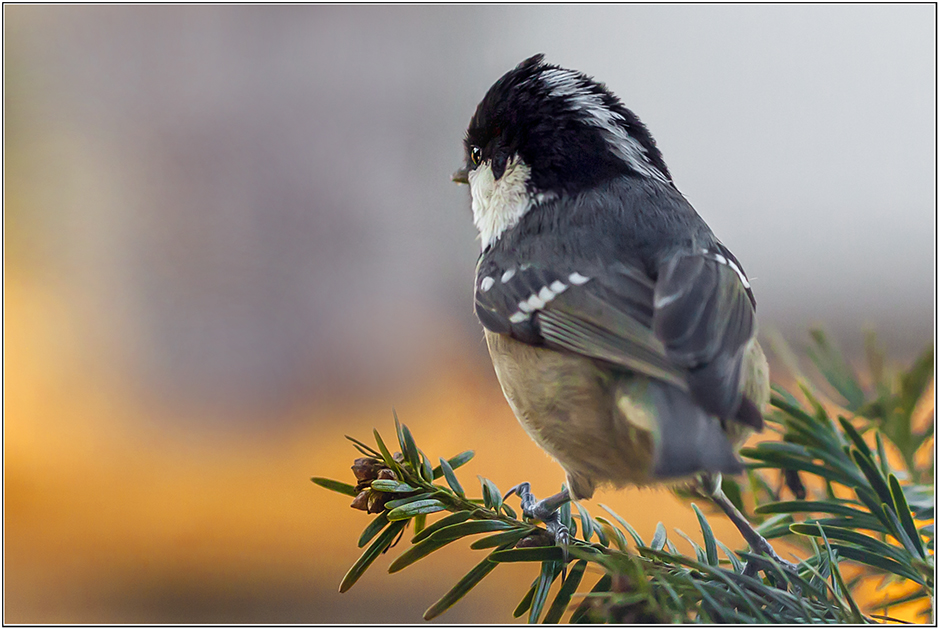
<box><xmin>457</xmin><ymin>54</ymin><xmax>674</xmax><ymax>251</ymax></box>
<box><xmin>462</xmin><ymin>54</ymin><xmax>672</xmax><ymax>195</ymax></box>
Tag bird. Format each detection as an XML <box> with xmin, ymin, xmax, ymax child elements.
<box><xmin>452</xmin><ymin>54</ymin><xmax>795</xmax><ymax>579</ymax></box>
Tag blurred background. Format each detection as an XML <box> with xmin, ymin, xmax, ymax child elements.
<box><xmin>4</xmin><ymin>4</ymin><xmax>935</xmax><ymax>623</ymax></box>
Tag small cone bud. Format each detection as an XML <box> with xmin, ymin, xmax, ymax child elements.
<box><xmin>368</xmin><ymin>491</ymin><xmax>391</xmax><ymax>514</ymax></box>
<box><xmin>351</xmin><ymin>457</ymin><xmax>382</xmax><ymax>482</ymax></box>
<box><xmin>350</xmin><ymin>490</ymin><xmax>371</xmax><ymax>512</ymax></box>
<box><xmin>376</xmin><ymin>468</ymin><xmax>398</xmax><ymax>481</ymax></box>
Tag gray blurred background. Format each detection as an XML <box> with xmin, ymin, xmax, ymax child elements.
<box><xmin>7</xmin><ymin>4</ymin><xmax>935</xmax><ymax>413</ymax></box>
<box><xmin>4</xmin><ymin>4</ymin><xmax>935</xmax><ymax>623</ymax></box>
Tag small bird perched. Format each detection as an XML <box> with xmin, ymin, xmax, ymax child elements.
<box><xmin>453</xmin><ymin>54</ymin><xmax>794</xmax><ymax>577</ymax></box>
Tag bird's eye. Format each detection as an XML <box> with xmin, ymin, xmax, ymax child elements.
<box><xmin>470</xmin><ymin>145</ymin><xmax>482</xmax><ymax>167</ymax></box>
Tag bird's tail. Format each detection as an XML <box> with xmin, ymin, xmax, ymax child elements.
<box><xmin>616</xmin><ymin>379</ymin><xmax>744</xmax><ymax>479</ymax></box>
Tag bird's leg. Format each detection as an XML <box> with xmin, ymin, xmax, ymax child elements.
<box><xmin>504</xmin><ymin>483</ymin><xmax>571</xmax><ymax>570</ymax></box>
<box><xmin>698</xmin><ymin>473</ymin><xmax>801</xmax><ymax>590</ymax></box>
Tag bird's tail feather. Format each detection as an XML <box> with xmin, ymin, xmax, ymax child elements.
<box><xmin>643</xmin><ymin>382</ymin><xmax>744</xmax><ymax>479</ymax></box>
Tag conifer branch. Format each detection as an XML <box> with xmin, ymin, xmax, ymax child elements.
<box><xmin>313</xmin><ymin>331</ymin><xmax>934</xmax><ymax>623</ymax></box>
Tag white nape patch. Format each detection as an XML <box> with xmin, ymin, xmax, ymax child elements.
<box><xmin>538</xmin><ymin>68</ymin><xmax>667</xmax><ymax>183</ymax></box>
<box><xmin>501</xmin><ymin>268</ymin><xmax>516</xmax><ymax>283</ymax></box>
<box><xmin>480</xmin><ymin>276</ymin><xmax>495</xmax><ymax>292</ymax></box>
<box><xmin>469</xmin><ymin>156</ymin><xmax>534</xmax><ymax>251</ymax></box>
<box><xmin>509</xmin><ymin>311</ymin><xmax>528</xmax><ymax>324</ymax></box>
<box><xmin>568</xmin><ymin>272</ymin><xmax>591</xmax><ymax>285</ymax></box>
<box><xmin>702</xmin><ymin>248</ymin><xmax>751</xmax><ymax>289</ymax></box>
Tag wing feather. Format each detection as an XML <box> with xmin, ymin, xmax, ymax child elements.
<box><xmin>474</xmin><ymin>246</ymin><xmax>760</xmax><ymax>427</ymax></box>
<box><xmin>653</xmin><ymin>251</ymin><xmax>757</xmax><ymax>423</ymax></box>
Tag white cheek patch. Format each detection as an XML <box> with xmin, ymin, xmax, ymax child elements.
<box><xmin>468</xmin><ymin>156</ymin><xmax>534</xmax><ymax>251</ymax></box>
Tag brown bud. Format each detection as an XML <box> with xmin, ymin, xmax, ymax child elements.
<box><xmin>350</xmin><ymin>490</ymin><xmax>371</xmax><ymax>512</ymax></box>
<box><xmin>611</xmin><ymin>572</ymin><xmax>632</xmax><ymax>593</ymax></box>
<box><xmin>515</xmin><ymin>530</ymin><xmax>555</xmax><ymax>548</ymax></box>
<box><xmin>367</xmin><ymin>491</ymin><xmax>390</xmax><ymax>514</ymax></box>
<box><xmin>351</xmin><ymin>457</ymin><xmax>383</xmax><ymax>482</ymax></box>
<box><xmin>376</xmin><ymin>468</ymin><xmax>398</xmax><ymax>481</ymax></box>
<box><xmin>607</xmin><ymin>571</ymin><xmax>664</xmax><ymax>624</ymax></box>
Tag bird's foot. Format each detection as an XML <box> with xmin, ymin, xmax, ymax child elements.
<box><xmin>504</xmin><ymin>483</ymin><xmax>570</xmax><ymax>575</ymax></box>
<box><xmin>698</xmin><ymin>474</ymin><xmax>802</xmax><ymax>593</ymax></box>
<box><xmin>741</xmin><ymin>537</ymin><xmax>803</xmax><ymax>592</ymax></box>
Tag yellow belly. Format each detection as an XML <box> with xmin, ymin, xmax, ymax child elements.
<box><xmin>484</xmin><ymin>330</ymin><xmax>769</xmax><ymax>500</ymax></box>
<box><xmin>485</xmin><ymin>330</ymin><xmax>657</xmax><ymax>499</ymax></box>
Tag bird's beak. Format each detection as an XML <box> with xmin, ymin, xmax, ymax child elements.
<box><xmin>452</xmin><ymin>167</ymin><xmax>469</xmax><ymax>185</ymax></box>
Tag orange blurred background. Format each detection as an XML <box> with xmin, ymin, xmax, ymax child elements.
<box><xmin>8</xmin><ymin>272</ymin><xmax>791</xmax><ymax>623</ymax></box>
<box><xmin>4</xmin><ymin>5</ymin><xmax>934</xmax><ymax>623</ymax></box>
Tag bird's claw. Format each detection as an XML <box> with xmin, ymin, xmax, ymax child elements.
<box><xmin>504</xmin><ymin>482</ymin><xmax>570</xmax><ymax>578</ymax></box>
<box><xmin>741</xmin><ymin>544</ymin><xmax>803</xmax><ymax>594</ymax></box>
<box><xmin>503</xmin><ymin>482</ymin><xmax>534</xmax><ymax>511</ymax></box>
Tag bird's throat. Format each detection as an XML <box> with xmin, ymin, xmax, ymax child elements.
<box><xmin>469</xmin><ymin>157</ymin><xmax>533</xmax><ymax>251</ymax></box>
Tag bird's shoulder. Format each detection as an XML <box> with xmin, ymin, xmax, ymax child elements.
<box><xmin>513</xmin><ymin>177</ymin><xmax>713</xmax><ymax>270</ymax></box>
<box><xmin>474</xmin><ymin>176</ymin><xmax>716</xmax><ymax>328</ymax></box>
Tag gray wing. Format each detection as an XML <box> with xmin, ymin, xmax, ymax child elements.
<box><xmin>474</xmin><ymin>258</ymin><xmax>686</xmax><ymax>390</ymax></box>
<box><xmin>652</xmin><ymin>245</ymin><xmax>761</xmax><ymax>427</ymax></box>
<box><xmin>474</xmin><ymin>248</ymin><xmax>759</xmax><ymax>417</ymax></box>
